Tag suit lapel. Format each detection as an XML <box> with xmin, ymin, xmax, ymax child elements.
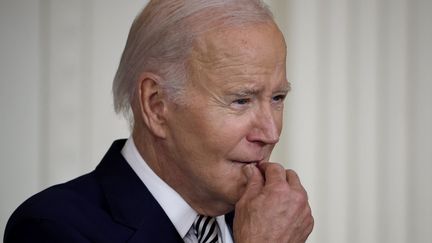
<box><xmin>94</xmin><ymin>140</ymin><xmax>183</xmax><ymax>243</ymax></box>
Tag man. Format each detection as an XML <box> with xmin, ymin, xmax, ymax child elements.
<box><xmin>5</xmin><ymin>0</ymin><xmax>313</xmax><ymax>242</ymax></box>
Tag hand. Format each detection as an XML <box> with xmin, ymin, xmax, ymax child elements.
<box><xmin>233</xmin><ymin>162</ymin><xmax>314</xmax><ymax>243</ymax></box>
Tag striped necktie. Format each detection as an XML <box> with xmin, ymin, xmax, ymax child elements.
<box><xmin>193</xmin><ymin>215</ymin><xmax>219</xmax><ymax>243</ymax></box>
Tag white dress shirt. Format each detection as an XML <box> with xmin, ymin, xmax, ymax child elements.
<box><xmin>121</xmin><ymin>137</ymin><xmax>233</xmax><ymax>243</ymax></box>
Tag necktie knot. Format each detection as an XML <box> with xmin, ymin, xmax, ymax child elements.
<box><xmin>193</xmin><ymin>215</ymin><xmax>219</xmax><ymax>243</ymax></box>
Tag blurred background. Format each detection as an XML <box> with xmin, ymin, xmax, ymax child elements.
<box><xmin>0</xmin><ymin>0</ymin><xmax>431</xmax><ymax>242</ymax></box>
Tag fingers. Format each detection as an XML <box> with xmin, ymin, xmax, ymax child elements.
<box><xmin>240</xmin><ymin>164</ymin><xmax>264</xmax><ymax>201</ymax></box>
<box><xmin>258</xmin><ymin>163</ymin><xmax>305</xmax><ymax>190</ymax></box>
<box><xmin>235</xmin><ymin>162</ymin><xmax>314</xmax><ymax>242</ymax></box>
<box><xmin>259</xmin><ymin>163</ymin><xmax>308</xmax><ymax>200</ymax></box>
<box><xmin>257</xmin><ymin>162</ymin><xmax>287</xmax><ymax>185</ymax></box>
<box><xmin>286</xmin><ymin>169</ymin><xmax>306</xmax><ymax>192</ymax></box>
<box><xmin>285</xmin><ymin>169</ymin><xmax>299</xmax><ymax>184</ymax></box>
<box><xmin>242</xmin><ymin>161</ymin><xmax>308</xmax><ymax>201</ymax></box>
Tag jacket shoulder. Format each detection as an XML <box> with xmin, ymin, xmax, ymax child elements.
<box><xmin>4</xmin><ymin>172</ymin><xmax>130</xmax><ymax>242</ymax></box>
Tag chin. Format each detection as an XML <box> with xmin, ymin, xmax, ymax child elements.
<box><xmin>210</xmin><ymin>160</ymin><xmax>248</xmax><ymax>205</ymax></box>
<box><xmin>228</xmin><ymin>177</ymin><xmax>248</xmax><ymax>205</ymax></box>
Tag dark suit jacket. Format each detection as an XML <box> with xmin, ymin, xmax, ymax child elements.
<box><xmin>4</xmin><ymin>139</ymin><xmax>234</xmax><ymax>242</ymax></box>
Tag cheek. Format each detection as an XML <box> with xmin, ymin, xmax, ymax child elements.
<box><xmin>276</xmin><ymin>111</ymin><xmax>284</xmax><ymax>132</ymax></box>
<box><xmin>206</xmin><ymin>115</ymin><xmax>253</xmax><ymax>148</ymax></box>
<box><xmin>170</xmin><ymin>109</ymin><xmax>241</xmax><ymax>159</ymax></box>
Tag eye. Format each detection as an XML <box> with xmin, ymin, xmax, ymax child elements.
<box><xmin>233</xmin><ymin>98</ymin><xmax>251</xmax><ymax>105</ymax></box>
<box><xmin>272</xmin><ymin>94</ymin><xmax>286</xmax><ymax>103</ymax></box>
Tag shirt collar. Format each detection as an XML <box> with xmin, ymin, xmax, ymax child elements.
<box><xmin>121</xmin><ymin>137</ymin><xmax>197</xmax><ymax>238</ymax></box>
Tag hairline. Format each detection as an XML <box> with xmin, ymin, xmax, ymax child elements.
<box><xmin>112</xmin><ymin>1</ymin><xmax>276</xmax><ymax>129</ymax></box>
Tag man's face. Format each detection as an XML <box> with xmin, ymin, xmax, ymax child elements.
<box><xmin>163</xmin><ymin>22</ymin><xmax>288</xmax><ymax>214</ymax></box>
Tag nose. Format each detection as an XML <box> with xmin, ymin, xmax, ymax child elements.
<box><xmin>246</xmin><ymin>104</ymin><xmax>280</xmax><ymax>145</ymax></box>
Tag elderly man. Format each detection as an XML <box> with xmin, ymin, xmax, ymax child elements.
<box><xmin>5</xmin><ymin>0</ymin><xmax>313</xmax><ymax>242</ymax></box>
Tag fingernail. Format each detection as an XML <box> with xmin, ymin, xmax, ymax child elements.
<box><xmin>243</xmin><ymin>164</ymin><xmax>253</xmax><ymax>178</ymax></box>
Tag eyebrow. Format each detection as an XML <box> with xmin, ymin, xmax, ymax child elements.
<box><xmin>235</xmin><ymin>88</ymin><xmax>260</xmax><ymax>97</ymax></box>
<box><xmin>227</xmin><ymin>80</ymin><xmax>292</xmax><ymax>97</ymax></box>
<box><xmin>284</xmin><ymin>81</ymin><xmax>292</xmax><ymax>93</ymax></box>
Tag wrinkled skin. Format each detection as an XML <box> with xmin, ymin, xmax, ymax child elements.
<box><xmin>135</xmin><ymin>21</ymin><xmax>313</xmax><ymax>242</ymax></box>
<box><xmin>234</xmin><ymin>163</ymin><xmax>314</xmax><ymax>243</ymax></box>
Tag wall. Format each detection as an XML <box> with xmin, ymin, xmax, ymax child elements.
<box><xmin>0</xmin><ymin>1</ymin><xmax>42</xmax><ymax>236</ymax></box>
<box><xmin>1</xmin><ymin>0</ymin><xmax>431</xmax><ymax>242</ymax></box>
<box><xmin>268</xmin><ymin>0</ymin><xmax>432</xmax><ymax>242</ymax></box>
<box><xmin>0</xmin><ymin>0</ymin><xmax>141</xmax><ymax>236</ymax></box>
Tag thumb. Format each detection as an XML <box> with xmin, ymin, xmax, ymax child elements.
<box><xmin>240</xmin><ymin>164</ymin><xmax>264</xmax><ymax>201</ymax></box>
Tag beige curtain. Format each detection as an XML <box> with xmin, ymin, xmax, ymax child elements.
<box><xmin>266</xmin><ymin>0</ymin><xmax>432</xmax><ymax>242</ymax></box>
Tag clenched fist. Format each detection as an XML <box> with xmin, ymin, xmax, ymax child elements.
<box><xmin>233</xmin><ymin>162</ymin><xmax>314</xmax><ymax>243</ymax></box>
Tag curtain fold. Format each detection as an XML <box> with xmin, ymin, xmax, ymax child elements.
<box><xmin>266</xmin><ymin>0</ymin><xmax>432</xmax><ymax>242</ymax></box>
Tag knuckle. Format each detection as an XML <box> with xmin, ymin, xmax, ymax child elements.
<box><xmin>293</xmin><ymin>190</ymin><xmax>308</xmax><ymax>205</ymax></box>
<box><xmin>267</xmin><ymin>163</ymin><xmax>285</xmax><ymax>174</ymax></box>
<box><xmin>266</xmin><ymin>182</ymin><xmax>290</xmax><ymax>197</ymax></box>
<box><xmin>297</xmin><ymin>189</ymin><xmax>307</xmax><ymax>199</ymax></box>
<box><xmin>305</xmin><ymin>215</ymin><xmax>315</xmax><ymax>234</ymax></box>
<box><xmin>309</xmin><ymin>215</ymin><xmax>315</xmax><ymax>227</ymax></box>
<box><xmin>286</xmin><ymin>169</ymin><xmax>298</xmax><ymax>177</ymax></box>
<box><xmin>272</xmin><ymin>181</ymin><xmax>289</xmax><ymax>191</ymax></box>
<box><xmin>303</xmin><ymin>206</ymin><xmax>314</xmax><ymax>230</ymax></box>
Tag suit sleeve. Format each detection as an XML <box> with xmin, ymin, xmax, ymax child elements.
<box><xmin>4</xmin><ymin>218</ymin><xmax>92</xmax><ymax>243</ymax></box>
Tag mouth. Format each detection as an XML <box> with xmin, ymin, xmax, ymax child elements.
<box><xmin>231</xmin><ymin>160</ymin><xmax>262</xmax><ymax>166</ymax></box>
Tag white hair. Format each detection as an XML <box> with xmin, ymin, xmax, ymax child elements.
<box><xmin>112</xmin><ymin>0</ymin><xmax>274</xmax><ymax>128</ymax></box>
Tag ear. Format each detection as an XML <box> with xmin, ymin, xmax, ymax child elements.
<box><xmin>137</xmin><ymin>72</ymin><xmax>168</xmax><ymax>138</ymax></box>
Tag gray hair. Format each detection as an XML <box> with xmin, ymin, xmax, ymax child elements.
<box><xmin>112</xmin><ymin>0</ymin><xmax>274</xmax><ymax>128</ymax></box>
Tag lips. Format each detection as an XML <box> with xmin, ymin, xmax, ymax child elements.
<box><xmin>233</xmin><ymin>160</ymin><xmax>258</xmax><ymax>163</ymax></box>
<box><xmin>229</xmin><ymin>153</ymin><xmax>266</xmax><ymax>165</ymax></box>
<box><xmin>231</xmin><ymin>159</ymin><xmax>263</xmax><ymax>165</ymax></box>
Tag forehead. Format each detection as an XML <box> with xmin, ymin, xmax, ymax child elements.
<box><xmin>190</xmin><ymin>22</ymin><xmax>286</xmax><ymax>67</ymax></box>
<box><xmin>187</xmin><ymin>22</ymin><xmax>287</xmax><ymax>90</ymax></box>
